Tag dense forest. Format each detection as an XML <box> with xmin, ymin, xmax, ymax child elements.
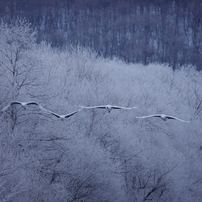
<box><xmin>0</xmin><ymin>0</ymin><xmax>202</xmax><ymax>70</ymax></box>
<box><xmin>0</xmin><ymin>19</ymin><xmax>202</xmax><ymax>202</ymax></box>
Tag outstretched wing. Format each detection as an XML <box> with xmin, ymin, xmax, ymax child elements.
<box><xmin>64</xmin><ymin>109</ymin><xmax>81</xmax><ymax>118</ymax></box>
<box><xmin>136</xmin><ymin>114</ymin><xmax>161</xmax><ymax>119</ymax></box>
<box><xmin>166</xmin><ymin>115</ymin><xmax>189</xmax><ymax>123</ymax></box>
<box><xmin>26</xmin><ymin>101</ymin><xmax>39</xmax><ymax>106</ymax></box>
<box><xmin>81</xmin><ymin>105</ymin><xmax>106</xmax><ymax>109</ymax></box>
<box><xmin>38</xmin><ymin>106</ymin><xmax>61</xmax><ymax>118</ymax></box>
<box><xmin>10</xmin><ymin>101</ymin><xmax>22</xmax><ymax>106</ymax></box>
<box><xmin>50</xmin><ymin>112</ymin><xmax>61</xmax><ymax>118</ymax></box>
<box><xmin>166</xmin><ymin>116</ymin><xmax>175</xmax><ymax>120</ymax></box>
<box><xmin>38</xmin><ymin>105</ymin><xmax>49</xmax><ymax>112</ymax></box>
<box><xmin>111</xmin><ymin>105</ymin><xmax>138</xmax><ymax>110</ymax></box>
<box><xmin>111</xmin><ymin>106</ymin><xmax>126</xmax><ymax>109</ymax></box>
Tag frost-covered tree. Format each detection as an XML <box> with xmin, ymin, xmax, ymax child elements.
<box><xmin>0</xmin><ymin>18</ymin><xmax>39</xmax><ymax>129</ymax></box>
<box><xmin>0</xmin><ymin>18</ymin><xmax>37</xmax><ymax>100</ymax></box>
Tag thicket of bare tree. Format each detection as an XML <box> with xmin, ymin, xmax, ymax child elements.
<box><xmin>0</xmin><ymin>0</ymin><xmax>202</xmax><ymax>70</ymax></box>
<box><xmin>0</xmin><ymin>20</ymin><xmax>202</xmax><ymax>202</ymax></box>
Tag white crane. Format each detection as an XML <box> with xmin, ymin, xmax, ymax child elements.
<box><xmin>0</xmin><ymin>101</ymin><xmax>83</xmax><ymax>120</ymax></box>
<box><xmin>136</xmin><ymin>114</ymin><xmax>189</xmax><ymax>123</ymax></box>
<box><xmin>0</xmin><ymin>101</ymin><xmax>40</xmax><ymax>114</ymax></box>
<box><xmin>80</xmin><ymin>105</ymin><xmax>138</xmax><ymax>113</ymax></box>
<box><xmin>39</xmin><ymin>106</ymin><xmax>83</xmax><ymax>120</ymax></box>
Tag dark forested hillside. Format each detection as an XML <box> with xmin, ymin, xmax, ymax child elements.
<box><xmin>0</xmin><ymin>0</ymin><xmax>202</xmax><ymax>70</ymax></box>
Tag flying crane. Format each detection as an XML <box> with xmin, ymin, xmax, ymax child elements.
<box><xmin>136</xmin><ymin>114</ymin><xmax>189</xmax><ymax>123</ymax></box>
<box><xmin>80</xmin><ymin>105</ymin><xmax>138</xmax><ymax>113</ymax></box>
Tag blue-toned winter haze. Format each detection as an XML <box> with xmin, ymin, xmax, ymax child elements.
<box><xmin>0</xmin><ymin>15</ymin><xmax>202</xmax><ymax>202</ymax></box>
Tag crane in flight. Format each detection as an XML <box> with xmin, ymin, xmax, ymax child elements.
<box><xmin>0</xmin><ymin>101</ymin><xmax>82</xmax><ymax>120</ymax></box>
<box><xmin>39</xmin><ymin>106</ymin><xmax>83</xmax><ymax>120</ymax></box>
<box><xmin>80</xmin><ymin>105</ymin><xmax>138</xmax><ymax>113</ymax></box>
<box><xmin>136</xmin><ymin>114</ymin><xmax>189</xmax><ymax>123</ymax></box>
<box><xmin>0</xmin><ymin>101</ymin><xmax>40</xmax><ymax>114</ymax></box>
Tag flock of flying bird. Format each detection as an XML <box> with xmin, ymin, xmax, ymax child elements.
<box><xmin>0</xmin><ymin>101</ymin><xmax>190</xmax><ymax>123</ymax></box>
